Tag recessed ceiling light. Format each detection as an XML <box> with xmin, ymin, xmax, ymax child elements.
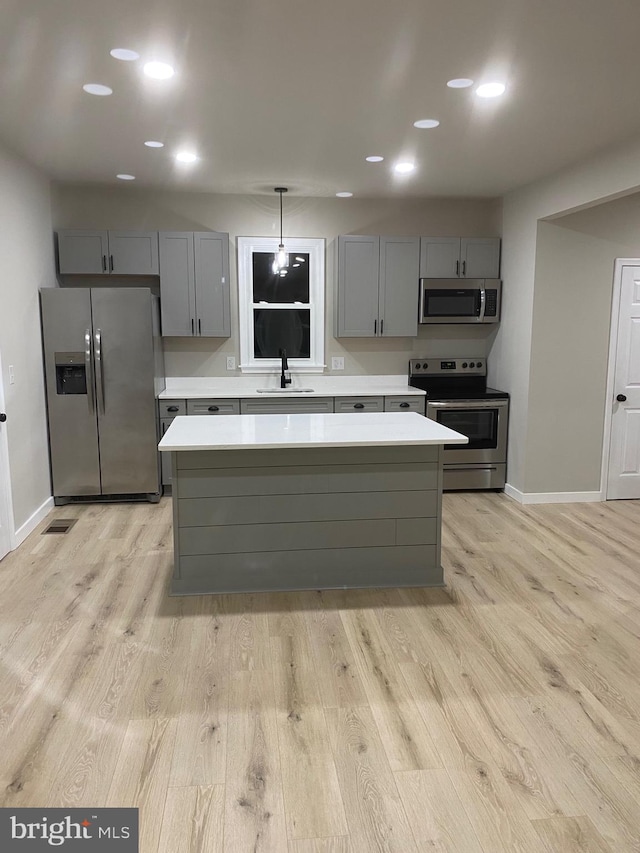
<box><xmin>144</xmin><ymin>140</ymin><xmax>164</xmax><ymax>148</ymax></box>
<box><xmin>116</xmin><ymin>174</ymin><xmax>135</xmax><ymax>180</ymax></box>
<box><xmin>110</xmin><ymin>48</ymin><xmax>140</xmax><ymax>61</ymax></box>
<box><xmin>476</xmin><ymin>82</ymin><xmax>506</xmax><ymax>98</ymax></box>
<box><xmin>336</xmin><ymin>192</ymin><xmax>353</xmax><ymax>198</ymax></box>
<box><xmin>175</xmin><ymin>151</ymin><xmax>198</xmax><ymax>163</ymax></box>
<box><xmin>82</xmin><ymin>83</ymin><xmax>113</xmax><ymax>96</ymax></box>
<box><xmin>394</xmin><ymin>161</ymin><xmax>416</xmax><ymax>175</ymax></box>
<box><xmin>366</xmin><ymin>155</ymin><xmax>384</xmax><ymax>162</ymax></box>
<box><xmin>413</xmin><ymin>119</ymin><xmax>440</xmax><ymax>129</ymax></box>
<box><xmin>143</xmin><ymin>61</ymin><xmax>175</xmax><ymax>80</ymax></box>
<box><xmin>295</xmin><ymin>256</ymin><xmax>306</xmax><ymax>262</ymax></box>
<box><xmin>447</xmin><ymin>78</ymin><xmax>474</xmax><ymax>88</ymax></box>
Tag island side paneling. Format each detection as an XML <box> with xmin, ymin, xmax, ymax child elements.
<box><xmin>170</xmin><ymin>444</ymin><xmax>444</xmax><ymax>594</ymax></box>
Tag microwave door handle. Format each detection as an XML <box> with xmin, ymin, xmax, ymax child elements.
<box><xmin>479</xmin><ymin>286</ymin><xmax>486</xmax><ymax>322</ymax></box>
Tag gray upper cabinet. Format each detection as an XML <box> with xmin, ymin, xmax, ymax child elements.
<box><xmin>337</xmin><ymin>235</ymin><xmax>419</xmax><ymax>337</ymax></box>
<box><xmin>57</xmin><ymin>230</ymin><xmax>159</xmax><ymax>275</ymax></box>
<box><xmin>159</xmin><ymin>231</ymin><xmax>231</xmax><ymax>338</ymax></box>
<box><xmin>420</xmin><ymin>237</ymin><xmax>500</xmax><ymax>279</ymax></box>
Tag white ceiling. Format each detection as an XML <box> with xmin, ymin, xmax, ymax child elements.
<box><xmin>2</xmin><ymin>0</ymin><xmax>640</xmax><ymax>198</ymax></box>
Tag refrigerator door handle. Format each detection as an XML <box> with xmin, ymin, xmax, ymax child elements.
<box><xmin>85</xmin><ymin>329</ymin><xmax>95</xmax><ymax>414</ymax></box>
<box><xmin>95</xmin><ymin>328</ymin><xmax>105</xmax><ymax>412</ymax></box>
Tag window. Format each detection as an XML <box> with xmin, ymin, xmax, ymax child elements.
<box><xmin>238</xmin><ymin>236</ymin><xmax>325</xmax><ymax>373</ymax></box>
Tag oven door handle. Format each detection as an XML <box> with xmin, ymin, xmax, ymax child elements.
<box><xmin>427</xmin><ymin>399</ymin><xmax>509</xmax><ymax>409</ymax></box>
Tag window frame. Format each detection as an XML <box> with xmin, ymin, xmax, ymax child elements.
<box><xmin>237</xmin><ymin>236</ymin><xmax>325</xmax><ymax>373</ymax></box>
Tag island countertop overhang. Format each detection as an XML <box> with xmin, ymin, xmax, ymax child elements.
<box><xmin>158</xmin><ymin>411</ymin><xmax>468</xmax><ymax>452</ymax></box>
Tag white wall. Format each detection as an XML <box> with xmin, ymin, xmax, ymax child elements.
<box><xmin>0</xmin><ymin>142</ymin><xmax>56</xmax><ymax>535</ymax></box>
<box><xmin>51</xmin><ymin>186</ymin><xmax>502</xmax><ymax>376</ymax></box>
<box><xmin>492</xmin><ymin>135</ymin><xmax>640</xmax><ymax>494</ymax></box>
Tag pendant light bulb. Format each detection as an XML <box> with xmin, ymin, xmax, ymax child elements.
<box><xmin>274</xmin><ymin>187</ymin><xmax>288</xmax><ymax>272</ymax></box>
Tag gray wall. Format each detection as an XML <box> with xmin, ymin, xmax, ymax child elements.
<box><xmin>523</xmin><ymin>197</ymin><xmax>640</xmax><ymax>493</ymax></box>
<box><xmin>492</xmin><ymin>133</ymin><xmax>640</xmax><ymax>495</ymax></box>
<box><xmin>0</xmin><ymin>142</ymin><xmax>56</xmax><ymax>533</ymax></box>
<box><xmin>51</xmin><ymin>185</ymin><xmax>502</xmax><ymax>376</ymax></box>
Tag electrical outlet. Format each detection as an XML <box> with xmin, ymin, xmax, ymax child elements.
<box><xmin>331</xmin><ymin>357</ymin><xmax>345</xmax><ymax>371</ymax></box>
<box><xmin>226</xmin><ymin>356</ymin><xmax>236</xmax><ymax>370</ymax></box>
<box><xmin>8</xmin><ymin>365</ymin><xmax>15</xmax><ymax>385</ymax></box>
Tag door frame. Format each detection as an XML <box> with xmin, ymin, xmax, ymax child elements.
<box><xmin>600</xmin><ymin>258</ymin><xmax>640</xmax><ymax>499</ymax></box>
<box><xmin>0</xmin><ymin>349</ymin><xmax>16</xmax><ymax>557</ymax></box>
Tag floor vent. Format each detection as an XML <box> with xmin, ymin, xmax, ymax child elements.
<box><xmin>42</xmin><ymin>518</ymin><xmax>77</xmax><ymax>535</ymax></box>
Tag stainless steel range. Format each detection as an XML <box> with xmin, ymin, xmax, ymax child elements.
<box><xmin>409</xmin><ymin>357</ymin><xmax>509</xmax><ymax>490</ymax></box>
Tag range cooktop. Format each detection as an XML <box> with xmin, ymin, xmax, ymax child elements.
<box><xmin>408</xmin><ymin>357</ymin><xmax>509</xmax><ymax>401</ymax></box>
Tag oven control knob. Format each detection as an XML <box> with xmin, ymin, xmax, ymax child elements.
<box><xmin>462</xmin><ymin>362</ymin><xmax>468</xmax><ymax>368</ymax></box>
<box><xmin>415</xmin><ymin>363</ymin><xmax>421</xmax><ymax>370</ymax></box>
<box><xmin>470</xmin><ymin>362</ymin><xmax>475</xmax><ymax>368</ymax></box>
<box><xmin>477</xmin><ymin>361</ymin><xmax>483</xmax><ymax>368</ymax></box>
<box><xmin>423</xmin><ymin>362</ymin><xmax>428</xmax><ymax>369</ymax></box>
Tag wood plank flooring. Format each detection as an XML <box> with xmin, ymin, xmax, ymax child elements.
<box><xmin>1</xmin><ymin>493</ymin><xmax>640</xmax><ymax>851</ymax></box>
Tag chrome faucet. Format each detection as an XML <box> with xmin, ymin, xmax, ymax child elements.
<box><xmin>279</xmin><ymin>349</ymin><xmax>291</xmax><ymax>388</ymax></box>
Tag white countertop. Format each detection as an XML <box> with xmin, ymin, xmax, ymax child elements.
<box><xmin>159</xmin><ymin>412</ymin><xmax>468</xmax><ymax>451</ymax></box>
<box><xmin>158</xmin><ymin>374</ymin><xmax>425</xmax><ymax>399</ymax></box>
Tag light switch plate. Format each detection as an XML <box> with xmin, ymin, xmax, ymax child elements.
<box><xmin>226</xmin><ymin>356</ymin><xmax>236</xmax><ymax>370</ymax></box>
<box><xmin>331</xmin><ymin>357</ymin><xmax>345</xmax><ymax>370</ymax></box>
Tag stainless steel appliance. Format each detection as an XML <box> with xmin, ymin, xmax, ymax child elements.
<box><xmin>40</xmin><ymin>287</ymin><xmax>164</xmax><ymax>505</ymax></box>
<box><xmin>419</xmin><ymin>279</ymin><xmax>501</xmax><ymax>324</ymax></box>
<box><xmin>409</xmin><ymin>357</ymin><xmax>508</xmax><ymax>490</ymax></box>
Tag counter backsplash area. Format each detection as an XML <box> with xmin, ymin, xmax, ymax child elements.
<box><xmin>160</xmin><ymin>374</ymin><xmax>425</xmax><ymax>399</ymax></box>
<box><xmin>162</xmin><ymin>324</ymin><xmax>497</xmax><ymax>379</ymax></box>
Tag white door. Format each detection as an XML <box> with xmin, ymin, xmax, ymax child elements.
<box><xmin>607</xmin><ymin>264</ymin><xmax>640</xmax><ymax>499</ymax></box>
<box><xmin>0</xmin><ymin>352</ymin><xmax>14</xmax><ymax>560</ymax></box>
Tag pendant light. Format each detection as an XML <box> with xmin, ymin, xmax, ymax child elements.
<box><xmin>273</xmin><ymin>187</ymin><xmax>289</xmax><ymax>273</ymax></box>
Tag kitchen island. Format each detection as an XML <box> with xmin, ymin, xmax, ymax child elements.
<box><xmin>159</xmin><ymin>412</ymin><xmax>467</xmax><ymax>595</ymax></box>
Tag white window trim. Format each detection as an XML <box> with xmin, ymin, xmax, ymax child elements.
<box><xmin>237</xmin><ymin>236</ymin><xmax>325</xmax><ymax>374</ymax></box>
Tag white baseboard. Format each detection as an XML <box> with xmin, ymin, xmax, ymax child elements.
<box><xmin>504</xmin><ymin>483</ymin><xmax>604</xmax><ymax>505</ymax></box>
<box><xmin>14</xmin><ymin>496</ymin><xmax>54</xmax><ymax>547</ymax></box>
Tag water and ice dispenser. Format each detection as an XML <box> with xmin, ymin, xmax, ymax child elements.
<box><xmin>54</xmin><ymin>352</ymin><xmax>87</xmax><ymax>395</ymax></box>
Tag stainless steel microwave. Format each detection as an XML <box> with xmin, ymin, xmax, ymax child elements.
<box><xmin>419</xmin><ymin>279</ymin><xmax>501</xmax><ymax>324</ymax></box>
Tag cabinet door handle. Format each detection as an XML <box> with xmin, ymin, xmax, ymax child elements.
<box><xmin>198</xmin><ymin>318</ymin><xmax>202</xmax><ymax>335</ymax></box>
<box><xmin>462</xmin><ymin>260</ymin><xmax>466</xmax><ymax>276</ymax></box>
<box><xmin>167</xmin><ymin>406</ymin><xmax>179</xmax><ymax>412</ymax></box>
<box><xmin>374</xmin><ymin>319</ymin><xmax>377</xmax><ymax>335</ymax></box>
<box><xmin>380</xmin><ymin>319</ymin><xmax>384</xmax><ymax>335</ymax></box>
<box><xmin>208</xmin><ymin>405</ymin><xmax>219</xmax><ymax>412</ymax></box>
<box><xmin>109</xmin><ymin>254</ymin><xmax>114</xmax><ymax>272</ymax></box>
<box><xmin>354</xmin><ymin>403</ymin><xmax>365</xmax><ymax>409</ymax></box>
<box><xmin>399</xmin><ymin>402</ymin><xmax>410</xmax><ymax>408</ymax></box>
<box><xmin>191</xmin><ymin>318</ymin><xmax>194</xmax><ymax>335</ymax></box>
<box><xmin>102</xmin><ymin>254</ymin><xmax>107</xmax><ymax>272</ymax></box>
<box><xmin>456</xmin><ymin>260</ymin><xmax>460</xmax><ymax>276</ymax></box>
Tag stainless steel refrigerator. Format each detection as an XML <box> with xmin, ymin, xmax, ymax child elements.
<box><xmin>40</xmin><ymin>287</ymin><xmax>164</xmax><ymax>504</ymax></box>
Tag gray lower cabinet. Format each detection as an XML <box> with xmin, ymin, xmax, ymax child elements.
<box><xmin>419</xmin><ymin>237</ymin><xmax>501</xmax><ymax>279</ymax></box>
<box><xmin>57</xmin><ymin>230</ymin><xmax>159</xmax><ymax>275</ymax></box>
<box><xmin>240</xmin><ymin>397</ymin><xmax>334</xmax><ymax>415</ymax></box>
<box><xmin>337</xmin><ymin>235</ymin><xmax>420</xmax><ymax>337</ymax></box>
<box><xmin>159</xmin><ymin>398</ymin><xmax>238</xmax><ymax>487</ymax></box>
<box><xmin>334</xmin><ymin>396</ymin><xmax>384</xmax><ymax>413</ymax></box>
<box><xmin>169</xmin><ymin>444</ymin><xmax>443</xmax><ymax>594</ymax></box>
<box><xmin>384</xmin><ymin>397</ymin><xmax>425</xmax><ymax>414</ymax></box>
<box><xmin>187</xmin><ymin>399</ymin><xmax>240</xmax><ymax>415</ymax></box>
<box><xmin>159</xmin><ymin>231</ymin><xmax>231</xmax><ymax>337</ymax></box>
<box><xmin>160</xmin><ymin>394</ymin><xmax>425</xmax><ymax>486</ymax></box>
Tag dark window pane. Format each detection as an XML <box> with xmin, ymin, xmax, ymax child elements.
<box><xmin>252</xmin><ymin>252</ymin><xmax>310</xmax><ymax>303</ymax></box>
<box><xmin>254</xmin><ymin>309</ymin><xmax>311</xmax><ymax>358</ymax></box>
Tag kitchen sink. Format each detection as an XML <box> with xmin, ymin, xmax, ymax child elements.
<box><xmin>257</xmin><ymin>388</ymin><xmax>314</xmax><ymax>393</ymax></box>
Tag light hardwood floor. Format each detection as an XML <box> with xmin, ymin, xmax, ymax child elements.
<box><xmin>1</xmin><ymin>493</ymin><xmax>640</xmax><ymax>852</ymax></box>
